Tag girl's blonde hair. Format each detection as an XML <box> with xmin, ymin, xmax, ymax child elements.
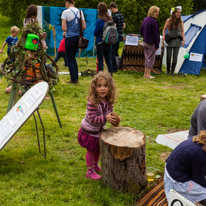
<box><xmin>87</xmin><ymin>71</ymin><xmax>116</xmax><ymax>106</ymax></box>
<box><xmin>147</xmin><ymin>6</ymin><xmax>160</xmax><ymax>17</ymax></box>
<box><xmin>11</xmin><ymin>26</ymin><xmax>19</xmax><ymax>33</ymax></box>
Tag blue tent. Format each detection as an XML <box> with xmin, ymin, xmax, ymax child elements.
<box><xmin>37</xmin><ymin>6</ymin><xmax>98</xmax><ymax>57</ymax></box>
<box><xmin>177</xmin><ymin>10</ymin><xmax>206</xmax><ymax>75</ymax></box>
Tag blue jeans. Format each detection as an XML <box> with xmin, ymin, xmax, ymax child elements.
<box><xmin>53</xmin><ymin>51</ymin><xmax>67</xmax><ymax>67</ymax></box>
<box><xmin>65</xmin><ymin>36</ymin><xmax>79</xmax><ymax>82</ymax></box>
<box><xmin>96</xmin><ymin>43</ymin><xmax>113</xmax><ymax>74</ymax></box>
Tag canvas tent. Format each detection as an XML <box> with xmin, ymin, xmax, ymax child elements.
<box><xmin>163</xmin><ymin>10</ymin><xmax>206</xmax><ymax>75</ymax></box>
<box><xmin>37</xmin><ymin>6</ymin><xmax>98</xmax><ymax>57</ymax></box>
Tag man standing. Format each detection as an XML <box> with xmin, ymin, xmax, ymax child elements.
<box><xmin>109</xmin><ymin>2</ymin><xmax>125</xmax><ymax>72</ymax></box>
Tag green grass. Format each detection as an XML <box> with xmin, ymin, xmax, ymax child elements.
<box><xmin>0</xmin><ymin>20</ymin><xmax>206</xmax><ymax>205</ymax></box>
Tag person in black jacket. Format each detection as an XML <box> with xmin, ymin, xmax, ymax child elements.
<box><xmin>164</xmin><ymin>130</ymin><xmax>206</xmax><ymax>205</ymax></box>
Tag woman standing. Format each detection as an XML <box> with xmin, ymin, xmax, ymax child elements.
<box><xmin>94</xmin><ymin>2</ymin><xmax>113</xmax><ymax>75</ymax></box>
<box><xmin>163</xmin><ymin>7</ymin><xmax>185</xmax><ymax>75</ymax></box>
<box><xmin>140</xmin><ymin>6</ymin><xmax>160</xmax><ymax>79</ymax></box>
<box><xmin>61</xmin><ymin>0</ymin><xmax>86</xmax><ymax>84</ymax></box>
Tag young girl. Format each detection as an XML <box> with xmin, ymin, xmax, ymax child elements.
<box><xmin>23</xmin><ymin>4</ymin><xmax>38</xmax><ymax>27</ymax></box>
<box><xmin>162</xmin><ymin>7</ymin><xmax>185</xmax><ymax>75</ymax></box>
<box><xmin>78</xmin><ymin>71</ymin><xmax>117</xmax><ymax>180</ymax></box>
<box><xmin>94</xmin><ymin>2</ymin><xmax>113</xmax><ymax>75</ymax></box>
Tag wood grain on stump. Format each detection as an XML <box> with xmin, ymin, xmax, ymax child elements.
<box><xmin>100</xmin><ymin>127</ymin><xmax>147</xmax><ymax>194</ymax></box>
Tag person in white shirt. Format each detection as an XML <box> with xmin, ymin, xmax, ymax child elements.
<box><xmin>61</xmin><ymin>0</ymin><xmax>86</xmax><ymax>84</ymax></box>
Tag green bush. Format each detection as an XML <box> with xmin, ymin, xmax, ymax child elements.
<box><xmin>0</xmin><ymin>0</ymin><xmax>193</xmax><ymax>33</ymax></box>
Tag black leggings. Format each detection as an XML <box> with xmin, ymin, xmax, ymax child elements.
<box><xmin>166</xmin><ymin>47</ymin><xmax>180</xmax><ymax>64</ymax></box>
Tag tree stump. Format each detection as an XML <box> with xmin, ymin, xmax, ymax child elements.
<box><xmin>100</xmin><ymin>127</ymin><xmax>147</xmax><ymax>194</ymax></box>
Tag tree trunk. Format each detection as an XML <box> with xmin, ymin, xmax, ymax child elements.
<box><xmin>100</xmin><ymin>127</ymin><xmax>147</xmax><ymax>194</ymax></box>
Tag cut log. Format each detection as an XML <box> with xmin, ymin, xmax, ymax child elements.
<box><xmin>100</xmin><ymin>127</ymin><xmax>147</xmax><ymax>194</ymax></box>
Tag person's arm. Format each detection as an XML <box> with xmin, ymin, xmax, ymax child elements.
<box><xmin>139</xmin><ymin>20</ymin><xmax>144</xmax><ymax>36</ymax></box>
<box><xmin>87</xmin><ymin>102</ymin><xmax>106</xmax><ymax>124</ymax></box>
<box><xmin>81</xmin><ymin>10</ymin><xmax>86</xmax><ymax>30</ymax></box>
<box><xmin>197</xmin><ymin>105</ymin><xmax>206</xmax><ymax>133</ymax></box>
<box><xmin>62</xmin><ymin>19</ymin><xmax>67</xmax><ymax>32</ymax></box>
<box><xmin>123</xmin><ymin>22</ymin><xmax>126</xmax><ymax>29</ymax></box>
<box><xmin>192</xmin><ymin>153</ymin><xmax>206</xmax><ymax>187</ymax></box>
<box><xmin>153</xmin><ymin>21</ymin><xmax>160</xmax><ymax>49</ymax></box>
<box><xmin>0</xmin><ymin>41</ymin><xmax>7</xmax><ymax>54</ymax></box>
<box><xmin>82</xmin><ymin>19</ymin><xmax>86</xmax><ymax>30</ymax></box>
<box><xmin>162</xmin><ymin>19</ymin><xmax>169</xmax><ymax>40</ymax></box>
<box><xmin>180</xmin><ymin>19</ymin><xmax>185</xmax><ymax>47</ymax></box>
<box><xmin>94</xmin><ymin>20</ymin><xmax>100</xmax><ymax>37</ymax></box>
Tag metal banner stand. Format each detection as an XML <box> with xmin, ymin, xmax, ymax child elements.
<box><xmin>33</xmin><ymin>108</ymin><xmax>46</xmax><ymax>158</ymax></box>
<box><xmin>0</xmin><ymin>82</ymin><xmax>49</xmax><ymax>158</ymax></box>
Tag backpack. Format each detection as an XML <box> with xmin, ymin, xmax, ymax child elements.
<box><xmin>102</xmin><ymin>21</ymin><xmax>118</xmax><ymax>45</ymax></box>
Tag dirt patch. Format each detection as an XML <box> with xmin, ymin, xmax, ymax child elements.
<box><xmin>160</xmin><ymin>151</ymin><xmax>171</xmax><ymax>162</ymax></box>
<box><xmin>166</xmin><ymin>128</ymin><xmax>186</xmax><ymax>133</ymax></box>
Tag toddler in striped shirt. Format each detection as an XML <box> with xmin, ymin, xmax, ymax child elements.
<box><xmin>78</xmin><ymin>71</ymin><xmax>118</xmax><ymax>180</ymax></box>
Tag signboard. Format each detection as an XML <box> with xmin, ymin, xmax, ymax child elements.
<box><xmin>189</xmin><ymin>52</ymin><xmax>203</xmax><ymax>62</ymax></box>
<box><xmin>0</xmin><ymin>82</ymin><xmax>49</xmax><ymax>150</ymax></box>
<box><xmin>125</xmin><ymin>35</ymin><xmax>138</xmax><ymax>46</ymax></box>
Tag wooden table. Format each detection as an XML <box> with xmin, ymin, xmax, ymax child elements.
<box><xmin>122</xmin><ymin>43</ymin><xmax>164</xmax><ymax>74</ymax></box>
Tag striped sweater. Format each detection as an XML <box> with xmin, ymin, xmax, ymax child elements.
<box><xmin>81</xmin><ymin>101</ymin><xmax>113</xmax><ymax>138</ymax></box>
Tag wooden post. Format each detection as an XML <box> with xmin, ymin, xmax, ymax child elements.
<box><xmin>100</xmin><ymin>127</ymin><xmax>147</xmax><ymax>194</ymax></box>
<box><xmin>53</xmin><ymin>26</ymin><xmax>56</xmax><ymax>57</ymax></box>
<box><xmin>7</xmin><ymin>82</ymin><xmax>19</xmax><ymax>113</ymax></box>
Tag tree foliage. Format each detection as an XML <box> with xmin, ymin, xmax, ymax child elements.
<box><xmin>193</xmin><ymin>0</ymin><xmax>206</xmax><ymax>13</ymax></box>
<box><xmin>0</xmin><ymin>0</ymin><xmax>193</xmax><ymax>33</ymax></box>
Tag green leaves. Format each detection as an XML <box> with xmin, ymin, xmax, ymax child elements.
<box><xmin>0</xmin><ymin>0</ymin><xmax>193</xmax><ymax>33</ymax></box>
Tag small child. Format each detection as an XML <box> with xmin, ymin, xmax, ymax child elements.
<box><xmin>78</xmin><ymin>71</ymin><xmax>119</xmax><ymax>180</ymax></box>
<box><xmin>0</xmin><ymin>26</ymin><xmax>19</xmax><ymax>56</ymax></box>
<box><xmin>41</xmin><ymin>32</ymin><xmax>48</xmax><ymax>51</ymax></box>
<box><xmin>52</xmin><ymin>32</ymin><xmax>67</xmax><ymax>67</ymax></box>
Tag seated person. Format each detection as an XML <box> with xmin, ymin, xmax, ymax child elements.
<box><xmin>188</xmin><ymin>100</ymin><xmax>206</xmax><ymax>138</ymax></box>
<box><xmin>164</xmin><ymin>130</ymin><xmax>206</xmax><ymax>205</ymax></box>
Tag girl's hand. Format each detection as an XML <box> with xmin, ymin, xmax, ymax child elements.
<box><xmin>106</xmin><ymin>113</ymin><xmax>116</xmax><ymax>124</ymax></box>
<box><xmin>182</xmin><ymin>40</ymin><xmax>185</xmax><ymax>47</ymax></box>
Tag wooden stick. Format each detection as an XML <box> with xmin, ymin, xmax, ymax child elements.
<box><xmin>53</xmin><ymin>26</ymin><xmax>56</xmax><ymax>57</ymax></box>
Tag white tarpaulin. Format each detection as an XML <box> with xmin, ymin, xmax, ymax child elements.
<box><xmin>155</xmin><ymin>130</ymin><xmax>188</xmax><ymax>150</ymax></box>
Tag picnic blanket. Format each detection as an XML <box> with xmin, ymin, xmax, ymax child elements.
<box><xmin>136</xmin><ymin>181</ymin><xmax>168</xmax><ymax>206</ymax></box>
<box><xmin>155</xmin><ymin>130</ymin><xmax>188</xmax><ymax>149</ymax></box>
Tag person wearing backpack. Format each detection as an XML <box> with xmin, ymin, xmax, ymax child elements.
<box><xmin>94</xmin><ymin>2</ymin><xmax>114</xmax><ymax>75</ymax></box>
<box><xmin>109</xmin><ymin>2</ymin><xmax>126</xmax><ymax>72</ymax></box>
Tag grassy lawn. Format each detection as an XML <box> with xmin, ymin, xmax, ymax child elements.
<box><xmin>0</xmin><ymin>16</ymin><xmax>206</xmax><ymax>205</ymax></box>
